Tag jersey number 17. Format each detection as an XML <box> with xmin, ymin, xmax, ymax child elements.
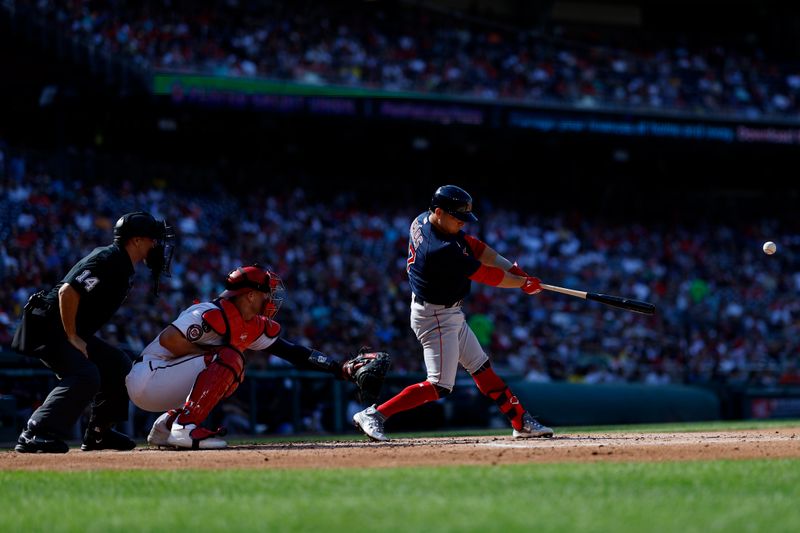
<box><xmin>406</xmin><ymin>244</ymin><xmax>416</xmax><ymax>273</ymax></box>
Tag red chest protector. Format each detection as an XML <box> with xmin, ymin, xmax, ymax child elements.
<box><xmin>201</xmin><ymin>299</ymin><xmax>281</xmax><ymax>351</ymax></box>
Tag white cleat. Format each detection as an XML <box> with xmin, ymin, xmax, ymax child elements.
<box><xmin>166</xmin><ymin>422</ymin><xmax>228</xmax><ymax>450</ymax></box>
<box><xmin>353</xmin><ymin>405</ymin><xmax>389</xmax><ymax>442</ymax></box>
<box><xmin>147</xmin><ymin>410</ymin><xmax>178</xmax><ymax>447</ymax></box>
<box><xmin>513</xmin><ymin>412</ymin><xmax>554</xmax><ymax>438</ymax></box>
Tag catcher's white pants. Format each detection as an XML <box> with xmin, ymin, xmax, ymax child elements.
<box><xmin>126</xmin><ymin>355</ymin><xmax>207</xmax><ymax>413</ymax></box>
<box><xmin>410</xmin><ymin>298</ymin><xmax>489</xmax><ymax>390</ymax></box>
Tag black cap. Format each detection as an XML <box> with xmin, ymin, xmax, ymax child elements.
<box><xmin>113</xmin><ymin>212</ymin><xmax>166</xmax><ymax>244</ymax></box>
<box><xmin>430</xmin><ymin>185</ymin><xmax>478</xmax><ymax>222</ymax></box>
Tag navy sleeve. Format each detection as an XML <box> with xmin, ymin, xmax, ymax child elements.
<box><xmin>266</xmin><ymin>337</ymin><xmax>313</xmax><ymax>363</ymax></box>
<box><xmin>266</xmin><ymin>337</ymin><xmax>342</xmax><ymax>376</ymax></box>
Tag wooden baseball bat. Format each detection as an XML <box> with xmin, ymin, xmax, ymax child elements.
<box><xmin>540</xmin><ymin>283</ymin><xmax>656</xmax><ymax>315</ymax></box>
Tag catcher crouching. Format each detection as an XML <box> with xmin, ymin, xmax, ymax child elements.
<box><xmin>125</xmin><ymin>264</ymin><xmax>391</xmax><ymax>449</ymax></box>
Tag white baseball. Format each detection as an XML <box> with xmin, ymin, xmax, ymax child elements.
<box><xmin>763</xmin><ymin>241</ymin><xmax>777</xmax><ymax>255</ymax></box>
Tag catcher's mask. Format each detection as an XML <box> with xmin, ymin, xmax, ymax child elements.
<box><xmin>220</xmin><ymin>264</ymin><xmax>284</xmax><ymax>319</ymax></box>
<box><xmin>114</xmin><ymin>211</ymin><xmax>175</xmax><ymax>297</ymax></box>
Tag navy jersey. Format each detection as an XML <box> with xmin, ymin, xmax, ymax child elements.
<box><xmin>406</xmin><ymin>211</ymin><xmax>482</xmax><ymax>305</ymax></box>
<box><xmin>41</xmin><ymin>244</ymin><xmax>135</xmax><ymax>337</ymax></box>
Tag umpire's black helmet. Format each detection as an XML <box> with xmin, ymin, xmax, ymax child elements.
<box><xmin>113</xmin><ymin>211</ymin><xmax>167</xmax><ymax>244</ymax></box>
<box><xmin>430</xmin><ymin>185</ymin><xmax>478</xmax><ymax>222</ymax></box>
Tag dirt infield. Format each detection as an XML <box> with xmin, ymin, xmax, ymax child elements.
<box><xmin>2</xmin><ymin>428</ymin><xmax>799</xmax><ymax>471</ymax></box>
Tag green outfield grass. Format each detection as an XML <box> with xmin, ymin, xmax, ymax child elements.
<box><xmin>2</xmin><ymin>460</ymin><xmax>799</xmax><ymax>533</ymax></box>
<box><xmin>3</xmin><ymin>420</ymin><xmax>799</xmax><ymax>532</ymax></box>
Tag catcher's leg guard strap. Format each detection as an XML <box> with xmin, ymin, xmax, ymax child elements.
<box><xmin>377</xmin><ymin>380</ymin><xmax>439</xmax><ymax>418</ymax></box>
<box><xmin>471</xmin><ymin>364</ymin><xmax>526</xmax><ymax>430</ymax></box>
<box><xmin>176</xmin><ymin>347</ymin><xmax>244</xmax><ymax>426</ymax></box>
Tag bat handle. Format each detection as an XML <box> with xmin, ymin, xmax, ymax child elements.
<box><xmin>539</xmin><ymin>283</ymin><xmax>588</xmax><ymax>299</ymax></box>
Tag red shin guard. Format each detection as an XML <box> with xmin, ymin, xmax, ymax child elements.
<box><xmin>471</xmin><ymin>364</ymin><xmax>526</xmax><ymax>430</ymax></box>
<box><xmin>377</xmin><ymin>381</ymin><xmax>439</xmax><ymax>418</ymax></box>
<box><xmin>176</xmin><ymin>347</ymin><xmax>245</xmax><ymax>426</ymax></box>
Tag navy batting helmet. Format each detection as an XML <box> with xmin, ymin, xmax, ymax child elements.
<box><xmin>430</xmin><ymin>185</ymin><xmax>478</xmax><ymax>222</ymax></box>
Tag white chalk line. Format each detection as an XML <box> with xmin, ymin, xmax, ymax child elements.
<box><xmin>476</xmin><ymin>434</ymin><xmax>797</xmax><ymax>449</ymax></box>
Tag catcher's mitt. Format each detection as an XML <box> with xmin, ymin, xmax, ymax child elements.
<box><xmin>342</xmin><ymin>348</ymin><xmax>392</xmax><ymax>405</ymax></box>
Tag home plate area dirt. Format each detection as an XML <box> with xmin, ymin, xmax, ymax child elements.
<box><xmin>3</xmin><ymin>428</ymin><xmax>800</xmax><ymax>471</ymax></box>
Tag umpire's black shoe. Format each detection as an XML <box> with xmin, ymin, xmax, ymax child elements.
<box><xmin>81</xmin><ymin>427</ymin><xmax>136</xmax><ymax>451</ymax></box>
<box><xmin>15</xmin><ymin>428</ymin><xmax>69</xmax><ymax>454</ymax></box>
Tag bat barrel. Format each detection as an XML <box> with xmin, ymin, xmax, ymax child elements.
<box><xmin>586</xmin><ymin>293</ymin><xmax>656</xmax><ymax>315</ymax></box>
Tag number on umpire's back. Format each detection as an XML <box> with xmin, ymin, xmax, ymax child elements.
<box><xmin>75</xmin><ymin>269</ymin><xmax>100</xmax><ymax>292</ymax></box>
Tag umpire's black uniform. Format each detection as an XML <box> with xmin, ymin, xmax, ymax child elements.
<box><xmin>11</xmin><ymin>211</ymin><xmax>173</xmax><ymax>453</ymax></box>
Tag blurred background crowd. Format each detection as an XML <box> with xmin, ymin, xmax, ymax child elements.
<box><xmin>25</xmin><ymin>0</ymin><xmax>800</xmax><ymax>119</ymax></box>
<box><xmin>2</xmin><ymin>147</ymin><xmax>798</xmax><ymax>391</ymax></box>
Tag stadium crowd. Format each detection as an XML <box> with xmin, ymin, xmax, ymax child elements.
<box><xmin>2</xmin><ymin>150</ymin><xmax>799</xmax><ymax>396</ymax></box>
<box><xmin>21</xmin><ymin>0</ymin><xmax>800</xmax><ymax>119</ymax></box>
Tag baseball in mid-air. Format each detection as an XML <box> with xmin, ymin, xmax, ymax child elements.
<box><xmin>763</xmin><ymin>241</ymin><xmax>777</xmax><ymax>255</ymax></box>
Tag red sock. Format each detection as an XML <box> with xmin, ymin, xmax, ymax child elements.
<box><xmin>377</xmin><ymin>381</ymin><xmax>439</xmax><ymax>418</ymax></box>
<box><xmin>472</xmin><ymin>365</ymin><xmax>526</xmax><ymax>430</ymax></box>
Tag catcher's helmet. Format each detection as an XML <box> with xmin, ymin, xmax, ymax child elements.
<box><xmin>220</xmin><ymin>264</ymin><xmax>285</xmax><ymax>318</ymax></box>
<box><xmin>430</xmin><ymin>185</ymin><xmax>478</xmax><ymax>222</ymax></box>
<box><xmin>113</xmin><ymin>212</ymin><xmax>168</xmax><ymax>244</ymax></box>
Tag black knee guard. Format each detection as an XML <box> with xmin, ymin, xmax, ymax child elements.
<box><xmin>433</xmin><ymin>384</ymin><xmax>452</xmax><ymax>398</ymax></box>
<box><xmin>471</xmin><ymin>361</ymin><xmax>492</xmax><ymax>376</ymax></box>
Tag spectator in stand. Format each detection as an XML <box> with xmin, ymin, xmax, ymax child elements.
<box><xmin>1</xmin><ymin>151</ymin><xmax>799</xmax><ymax>410</ymax></box>
<box><xmin>25</xmin><ymin>0</ymin><xmax>800</xmax><ymax>119</ymax></box>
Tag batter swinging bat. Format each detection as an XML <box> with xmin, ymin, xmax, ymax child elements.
<box><xmin>540</xmin><ymin>283</ymin><xmax>656</xmax><ymax>315</ymax></box>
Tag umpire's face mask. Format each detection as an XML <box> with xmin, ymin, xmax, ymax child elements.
<box><xmin>144</xmin><ymin>223</ymin><xmax>176</xmax><ymax>296</ymax></box>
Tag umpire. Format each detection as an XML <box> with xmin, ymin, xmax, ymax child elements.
<box><xmin>11</xmin><ymin>212</ymin><xmax>175</xmax><ymax>453</ymax></box>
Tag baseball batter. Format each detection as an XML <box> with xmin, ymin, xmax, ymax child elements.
<box><xmin>126</xmin><ymin>264</ymin><xmax>390</xmax><ymax>449</ymax></box>
<box><xmin>353</xmin><ymin>185</ymin><xmax>553</xmax><ymax>441</ymax></box>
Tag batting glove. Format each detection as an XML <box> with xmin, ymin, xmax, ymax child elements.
<box><xmin>521</xmin><ymin>276</ymin><xmax>542</xmax><ymax>295</ymax></box>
